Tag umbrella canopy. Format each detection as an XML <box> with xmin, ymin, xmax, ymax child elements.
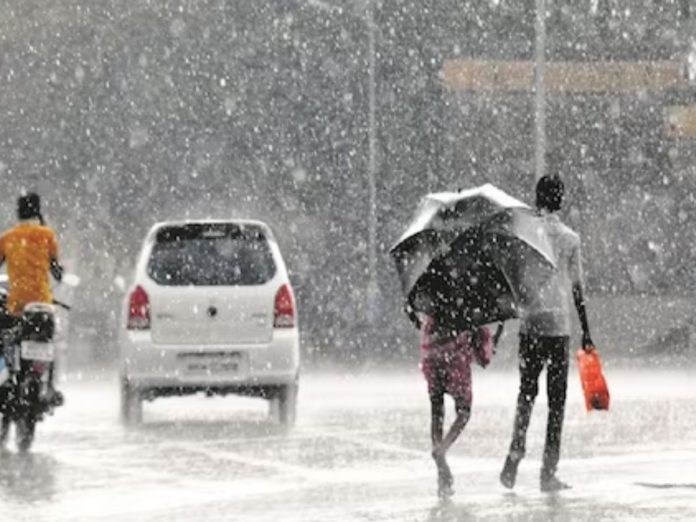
<box><xmin>390</xmin><ymin>184</ymin><xmax>555</xmax><ymax>331</ymax></box>
<box><xmin>391</xmin><ymin>183</ymin><xmax>533</xmax><ymax>296</ymax></box>
<box><xmin>394</xmin><ymin>183</ymin><xmax>528</xmax><ymax>246</ymax></box>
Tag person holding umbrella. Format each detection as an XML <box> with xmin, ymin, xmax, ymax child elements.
<box><xmin>499</xmin><ymin>174</ymin><xmax>594</xmax><ymax>492</ymax></box>
<box><xmin>391</xmin><ymin>184</ymin><xmax>557</xmax><ymax>498</ymax></box>
<box><xmin>419</xmin><ymin>309</ymin><xmax>503</xmax><ymax>498</ymax></box>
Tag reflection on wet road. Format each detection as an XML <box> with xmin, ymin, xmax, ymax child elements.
<box><xmin>1</xmin><ymin>368</ymin><xmax>695</xmax><ymax>521</ymax></box>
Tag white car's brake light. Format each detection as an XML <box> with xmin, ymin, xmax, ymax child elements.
<box><xmin>127</xmin><ymin>285</ymin><xmax>151</xmax><ymax>330</ymax></box>
<box><xmin>273</xmin><ymin>284</ymin><xmax>295</xmax><ymax>328</ymax></box>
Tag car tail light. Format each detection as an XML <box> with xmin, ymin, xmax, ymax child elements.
<box><xmin>274</xmin><ymin>284</ymin><xmax>295</xmax><ymax>328</ymax></box>
<box><xmin>127</xmin><ymin>285</ymin><xmax>150</xmax><ymax>330</ymax></box>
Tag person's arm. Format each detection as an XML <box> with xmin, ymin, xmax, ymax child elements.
<box><xmin>573</xmin><ymin>283</ymin><xmax>593</xmax><ymax>350</ymax></box>
<box><xmin>471</xmin><ymin>325</ymin><xmax>495</xmax><ymax>367</ymax></box>
<box><xmin>48</xmin><ymin>231</ymin><xmax>63</xmax><ymax>282</ymax></box>
<box><xmin>405</xmin><ymin>297</ymin><xmax>421</xmax><ymax>329</ymax></box>
<box><xmin>571</xmin><ymin>239</ymin><xmax>593</xmax><ymax>351</ymax></box>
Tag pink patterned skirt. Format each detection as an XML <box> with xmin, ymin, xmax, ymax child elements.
<box><xmin>419</xmin><ymin>317</ymin><xmax>492</xmax><ymax>402</ymax></box>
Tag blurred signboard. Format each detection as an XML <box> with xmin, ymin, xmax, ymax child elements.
<box><xmin>441</xmin><ymin>59</ymin><xmax>685</xmax><ymax>93</ymax></box>
<box><xmin>665</xmin><ymin>105</ymin><xmax>696</xmax><ymax>138</ymax></box>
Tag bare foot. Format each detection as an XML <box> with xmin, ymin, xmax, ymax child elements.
<box><xmin>433</xmin><ymin>452</ymin><xmax>454</xmax><ymax>498</ymax></box>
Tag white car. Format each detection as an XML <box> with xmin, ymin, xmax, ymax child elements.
<box><xmin>119</xmin><ymin>220</ymin><xmax>300</xmax><ymax>425</ymax></box>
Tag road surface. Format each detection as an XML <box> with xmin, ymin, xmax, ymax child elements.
<box><xmin>1</xmin><ymin>365</ymin><xmax>695</xmax><ymax>521</ymax></box>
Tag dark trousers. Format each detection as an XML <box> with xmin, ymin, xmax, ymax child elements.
<box><xmin>508</xmin><ymin>334</ymin><xmax>569</xmax><ymax>477</ymax></box>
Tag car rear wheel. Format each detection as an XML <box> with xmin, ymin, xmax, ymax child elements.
<box><xmin>120</xmin><ymin>377</ymin><xmax>143</xmax><ymax>425</ymax></box>
<box><xmin>276</xmin><ymin>382</ymin><xmax>298</xmax><ymax>427</ymax></box>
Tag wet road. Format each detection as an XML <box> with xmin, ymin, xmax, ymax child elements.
<box><xmin>1</xmin><ymin>366</ymin><xmax>695</xmax><ymax>521</ymax></box>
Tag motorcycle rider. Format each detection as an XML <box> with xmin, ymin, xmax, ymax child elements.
<box><xmin>0</xmin><ymin>193</ymin><xmax>64</xmax><ymax>404</ymax></box>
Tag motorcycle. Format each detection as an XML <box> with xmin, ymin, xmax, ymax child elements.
<box><xmin>0</xmin><ymin>274</ymin><xmax>77</xmax><ymax>452</ymax></box>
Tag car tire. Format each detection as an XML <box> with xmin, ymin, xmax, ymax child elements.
<box><xmin>277</xmin><ymin>382</ymin><xmax>298</xmax><ymax>427</ymax></box>
<box><xmin>0</xmin><ymin>414</ymin><xmax>10</xmax><ymax>445</ymax></box>
<box><xmin>120</xmin><ymin>377</ymin><xmax>143</xmax><ymax>425</ymax></box>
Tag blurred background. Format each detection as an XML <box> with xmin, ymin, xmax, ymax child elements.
<box><xmin>2</xmin><ymin>0</ymin><xmax>696</xmax><ymax>367</ymax></box>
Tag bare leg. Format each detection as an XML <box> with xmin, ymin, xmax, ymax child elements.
<box><xmin>433</xmin><ymin>397</ymin><xmax>471</xmax><ymax>457</ymax></box>
<box><xmin>432</xmin><ymin>396</ymin><xmax>471</xmax><ymax>498</ymax></box>
<box><xmin>429</xmin><ymin>391</ymin><xmax>453</xmax><ymax>497</ymax></box>
<box><xmin>430</xmin><ymin>391</ymin><xmax>445</xmax><ymax>449</ymax></box>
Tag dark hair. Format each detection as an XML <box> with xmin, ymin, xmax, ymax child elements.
<box><xmin>535</xmin><ymin>175</ymin><xmax>564</xmax><ymax>212</ymax></box>
<box><xmin>17</xmin><ymin>192</ymin><xmax>44</xmax><ymax>224</ymax></box>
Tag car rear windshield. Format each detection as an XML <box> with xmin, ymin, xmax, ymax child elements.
<box><xmin>147</xmin><ymin>224</ymin><xmax>277</xmax><ymax>286</ymax></box>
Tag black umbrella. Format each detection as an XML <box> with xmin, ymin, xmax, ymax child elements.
<box><xmin>390</xmin><ymin>184</ymin><xmax>555</xmax><ymax>332</ymax></box>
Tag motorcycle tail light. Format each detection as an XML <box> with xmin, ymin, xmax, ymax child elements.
<box><xmin>31</xmin><ymin>362</ymin><xmax>47</xmax><ymax>374</ymax></box>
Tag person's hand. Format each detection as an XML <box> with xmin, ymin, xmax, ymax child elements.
<box><xmin>493</xmin><ymin>322</ymin><xmax>504</xmax><ymax>346</ymax></box>
<box><xmin>50</xmin><ymin>259</ymin><xmax>63</xmax><ymax>282</ymax></box>
<box><xmin>582</xmin><ymin>331</ymin><xmax>594</xmax><ymax>352</ymax></box>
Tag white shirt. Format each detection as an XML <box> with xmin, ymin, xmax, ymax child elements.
<box><xmin>519</xmin><ymin>212</ymin><xmax>583</xmax><ymax>337</ymax></box>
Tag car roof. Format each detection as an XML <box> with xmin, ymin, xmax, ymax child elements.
<box><xmin>146</xmin><ymin>219</ymin><xmax>274</xmax><ymax>241</ymax></box>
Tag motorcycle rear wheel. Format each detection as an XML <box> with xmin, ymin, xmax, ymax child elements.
<box><xmin>16</xmin><ymin>373</ymin><xmax>42</xmax><ymax>452</ymax></box>
<box><xmin>0</xmin><ymin>415</ymin><xmax>10</xmax><ymax>446</ymax></box>
<box><xmin>16</xmin><ymin>415</ymin><xmax>36</xmax><ymax>452</ymax></box>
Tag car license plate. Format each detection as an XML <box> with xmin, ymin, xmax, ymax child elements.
<box><xmin>180</xmin><ymin>352</ymin><xmax>243</xmax><ymax>375</ymax></box>
<box><xmin>21</xmin><ymin>341</ymin><xmax>55</xmax><ymax>362</ymax></box>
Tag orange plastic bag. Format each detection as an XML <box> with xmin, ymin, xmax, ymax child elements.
<box><xmin>576</xmin><ymin>347</ymin><xmax>610</xmax><ymax>411</ymax></box>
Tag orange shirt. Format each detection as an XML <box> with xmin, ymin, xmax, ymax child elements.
<box><xmin>0</xmin><ymin>222</ymin><xmax>59</xmax><ymax>316</ymax></box>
